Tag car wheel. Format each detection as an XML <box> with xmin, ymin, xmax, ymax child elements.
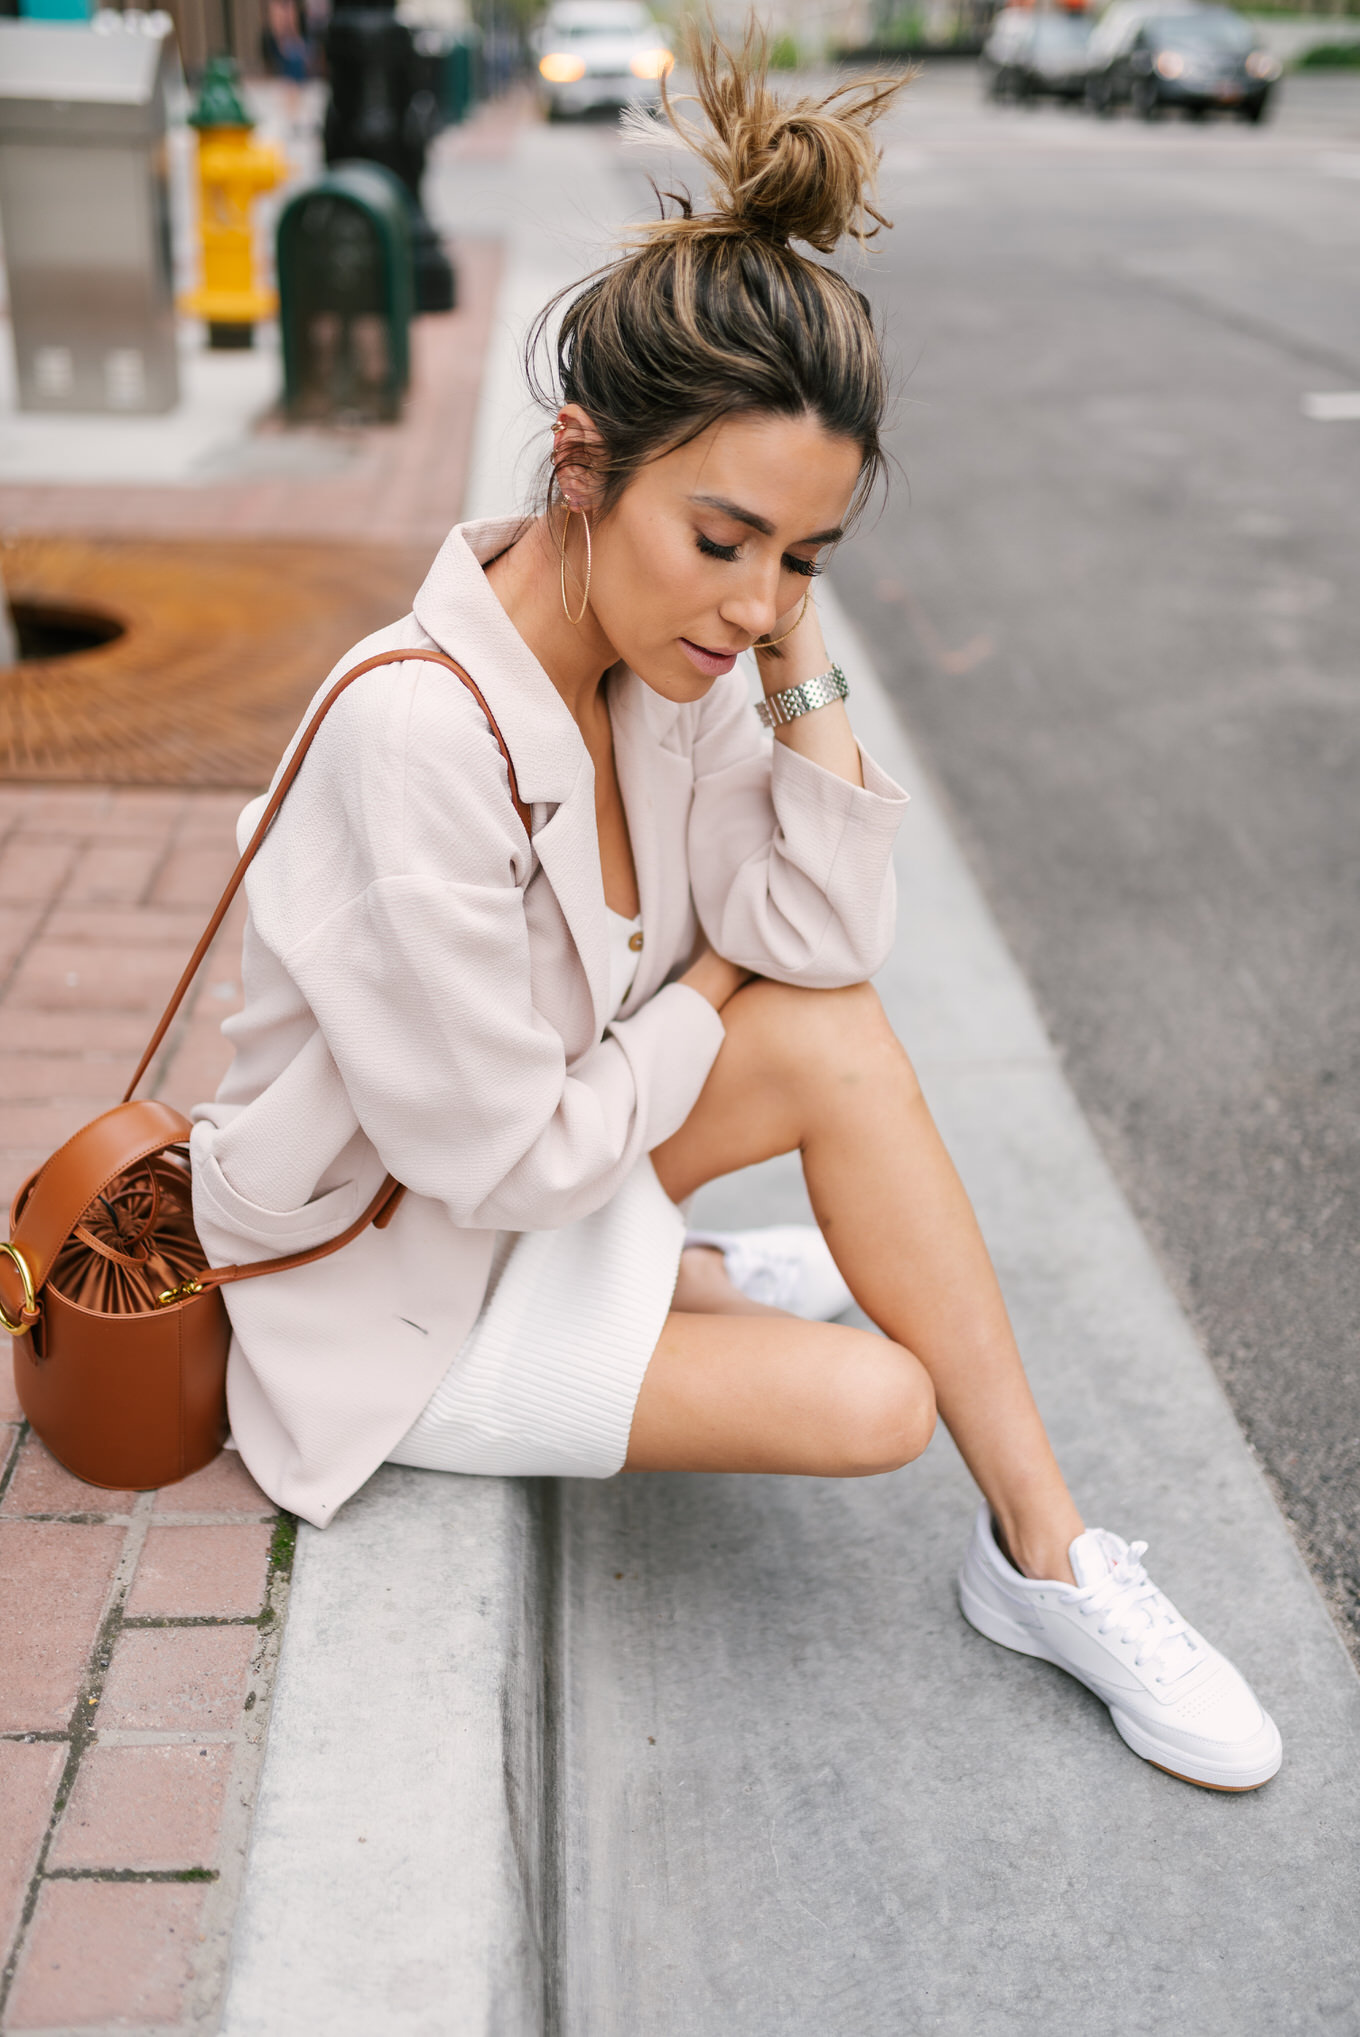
<box><xmin>1085</xmin><ymin>77</ymin><xmax>1114</xmax><ymax>116</ymax></box>
<box><xmin>1131</xmin><ymin>76</ymin><xmax>1162</xmax><ymax>120</ymax></box>
<box><xmin>1238</xmin><ymin>90</ymin><xmax>1270</xmax><ymax>123</ymax></box>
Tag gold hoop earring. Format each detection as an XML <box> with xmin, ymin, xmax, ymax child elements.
<box><xmin>558</xmin><ymin>502</ymin><xmax>592</xmax><ymax>627</ymax></box>
<box><xmin>753</xmin><ymin>584</ymin><xmax>811</xmax><ymax>651</ymax></box>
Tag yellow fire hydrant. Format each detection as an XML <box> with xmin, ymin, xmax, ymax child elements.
<box><xmin>180</xmin><ymin>58</ymin><xmax>288</xmax><ymax>349</ymax></box>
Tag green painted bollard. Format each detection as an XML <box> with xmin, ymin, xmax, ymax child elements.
<box><xmin>276</xmin><ymin>161</ymin><xmax>414</xmax><ymax>424</ymax></box>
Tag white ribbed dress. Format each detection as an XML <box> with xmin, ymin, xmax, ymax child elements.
<box><xmin>386</xmin><ymin>910</ymin><xmax>682</xmax><ymax>1478</ymax></box>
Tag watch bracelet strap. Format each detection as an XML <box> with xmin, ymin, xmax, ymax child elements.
<box><xmin>755</xmin><ymin>662</ymin><xmax>849</xmax><ymax>730</ymax></box>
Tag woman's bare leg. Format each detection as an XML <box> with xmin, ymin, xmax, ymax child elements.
<box><xmin>632</xmin><ymin>1247</ymin><xmax>933</xmax><ymax>1475</ymax></box>
<box><xmin>626</xmin><ymin>1310</ymin><xmax>937</xmax><ymax>1476</ymax></box>
<box><xmin>637</xmin><ymin>978</ymin><xmax>1084</xmax><ymax>1583</ymax></box>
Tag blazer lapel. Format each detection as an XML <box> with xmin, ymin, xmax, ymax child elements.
<box><xmin>413</xmin><ymin>518</ymin><xmax>612</xmax><ymax>1035</ymax></box>
<box><xmin>610</xmin><ymin>669</ymin><xmax>694</xmax><ymax>1015</ymax></box>
<box><xmin>412</xmin><ymin>517</ymin><xmax>582</xmax><ymax>813</ymax></box>
<box><xmin>528</xmin><ymin>756</ymin><xmax>612</xmax><ymax>1042</ymax></box>
<box><xmin>413</xmin><ymin>524</ymin><xmax>705</xmax><ymax>1041</ymax></box>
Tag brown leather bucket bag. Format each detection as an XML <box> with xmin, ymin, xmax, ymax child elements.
<box><xmin>1</xmin><ymin>649</ymin><xmax>528</xmax><ymax>1491</ymax></box>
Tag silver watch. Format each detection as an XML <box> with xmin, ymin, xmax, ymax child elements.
<box><xmin>754</xmin><ymin>663</ymin><xmax>849</xmax><ymax>730</ymax></box>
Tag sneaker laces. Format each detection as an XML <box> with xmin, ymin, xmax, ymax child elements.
<box><xmin>1070</xmin><ymin>1540</ymin><xmax>1200</xmax><ymax>1682</ymax></box>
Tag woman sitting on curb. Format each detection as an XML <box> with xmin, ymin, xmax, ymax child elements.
<box><xmin>192</xmin><ymin>29</ymin><xmax>1280</xmax><ymax>1792</ymax></box>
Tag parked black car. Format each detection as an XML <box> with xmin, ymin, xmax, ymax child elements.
<box><xmin>981</xmin><ymin>8</ymin><xmax>1094</xmax><ymax>102</ymax></box>
<box><xmin>1084</xmin><ymin>3</ymin><xmax>1280</xmax><ymax>119</ymax></box>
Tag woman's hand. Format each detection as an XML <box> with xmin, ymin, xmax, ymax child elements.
<box><xmin>756</xmin><ymin>585</ymin><xmax>834</xmax><ymax>686</ymax></box>
<box><xmin>680</xmin><ymin>945</ymin><xmax>752</xmax><ymax>1013</ymax></box>
<box><xmin>754</xmin><ymin>594</ymin><xmax>864</xmax><ymax>790</ymax></box>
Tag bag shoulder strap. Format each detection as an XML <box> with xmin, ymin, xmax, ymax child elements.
<box><xmin>1</xmin><ymin>650</ymin><xmax>527</xmax><ymax>1331</ymax></box>
<box><xmin>123</xmin><ymin>647</ymin><xmax>530</xmax><ymax>1102</ymax></box>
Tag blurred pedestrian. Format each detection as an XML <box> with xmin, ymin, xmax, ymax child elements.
<box><xmin>261</xmin><ymin>0</ymin><xmax>311</xmax><ymax>123</ymax></box>
<box><xmin>302</xmin><ymin>0</ymin><xmax>330</xmax><ymax>71</ymax></box>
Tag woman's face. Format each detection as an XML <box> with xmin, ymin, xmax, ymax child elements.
<box><xmin>567</xmin><ymin>410</ymin><xmax>863</xmax><ymax>702</ymax></box>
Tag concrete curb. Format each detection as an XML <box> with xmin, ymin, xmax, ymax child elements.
<box><xmin>219</xmin><ymin>1474</ymin><xmax>548</xmax><ymax>2036</ymax></box>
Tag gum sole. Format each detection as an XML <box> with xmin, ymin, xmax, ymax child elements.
<box><xmin>1113</xmin><ymin>1708</ymin><xmax>1282</xmax><ymax>1792</ymax></box>
<box><xmin>1148</xmin><ymin>1761</ymin><xmax>1276</xmax><ymax>1793</ymax></box>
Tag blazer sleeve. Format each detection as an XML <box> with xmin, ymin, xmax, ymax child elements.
<box><xmin>686</xmin><ymin>662</ymin><xmax>910</xmax><ymax>986</ymax></box>
<box><xmin>265</xmin><ymin>675</ymin><xmax>725</xmax><ymax>1233</ymax></box>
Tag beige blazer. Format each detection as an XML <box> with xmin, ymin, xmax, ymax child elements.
<box><xmin>191</xmin><ymin>518</ymin><xmax>909</xmax><ymax>1527</ymax></box>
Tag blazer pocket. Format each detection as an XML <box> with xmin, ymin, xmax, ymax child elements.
<box><xmin>194</xmin><ymin>1145</ymin><xmax>360</xmax><ymax>1253</ymax></box>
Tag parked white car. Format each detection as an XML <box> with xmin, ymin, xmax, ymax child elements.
<box><xmin>534</xmin><ymin>0</ymin><xmax>674</xmax><ymax>120</ymax></box>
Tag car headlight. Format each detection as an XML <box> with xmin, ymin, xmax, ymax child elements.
<box><xmin>539</xmin><ymin>52</ymin><xmax>587</xmax><ymax>82</ymax></box>
<box><xmin>1244</xmin><ymin>50</ymin><xmax>1280</xmax><ymax>80</ymax></box>
<box><xmin>629</xmin><ymin>47</ymin><xmax>674</xmax><ymax>79</ymax></box>
<box><xmin>1154</xmin><ymin>50</ymin><xmax>1185</xmax><ymax>77</ymax></box>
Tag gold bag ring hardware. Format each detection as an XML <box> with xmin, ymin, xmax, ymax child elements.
<box><xmin>157</xmin><ymin>1279</ymin><xmax>204</xmax><ymax>1308</ymax></box>
<box><xmin>5</xmin><ymin>648</ymin><xmax>531</xmax><ymax>1491</ymax></box>
<box><xmin>0</xmin><ymin>1241</ymin><xmax>36</xmax><ymax>1336</ymax></box>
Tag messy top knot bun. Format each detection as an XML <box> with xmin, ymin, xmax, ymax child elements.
<box><xmin>644</xmin><ymin>27</ymin><xmax>898</xmax><ymax>254</ymax></box>
<box><xmin>530</xmin><ymin>22</ymin><xmax>910</xmax><ymax>533</ymax></box>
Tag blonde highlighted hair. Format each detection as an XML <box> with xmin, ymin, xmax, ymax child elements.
<box><xmin>530</xmin><ymin>21</ymin><xmax>909</xmax><ymax>525</ymax></box>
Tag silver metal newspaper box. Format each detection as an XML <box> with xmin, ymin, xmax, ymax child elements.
<box><xmin>0</xmin><ymin>16</ymin><xmax>180</xmax><ymax>414</ymax></box>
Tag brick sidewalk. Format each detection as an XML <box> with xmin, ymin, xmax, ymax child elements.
<box><xmin>0</xmin><ymin>790</ymin><xmax>270</xmax><ymax>2034</ymax></box>
<box><xmin>0</xmin><ymin>787</ymin><xmax>248</xmax><ymax>1207</ymax></box>
<box><xmin>0</xmin><ymin>1437</ymin><xmax>286</xmax><ymax>2032</ymax></box>
<box><xmin>0</xmin><ymin>96</ymin><xmax>516</xmax><ymax>2031</ymax></box>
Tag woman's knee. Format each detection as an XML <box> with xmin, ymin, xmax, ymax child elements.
<box><xmin>733</xmin><ymin>979</ymin><xmax>917</xmax><ymax>1098</ymax></box>
<box><xmin>825</xmin><ymin>1340</ymin><xmax>937</xmax><ymax>1477</ymax></box>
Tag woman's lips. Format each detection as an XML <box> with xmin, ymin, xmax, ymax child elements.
<box><xmin>679</xmin><ymin>636</ymin><xmax>740</xmax><ymax>678</ymax></box>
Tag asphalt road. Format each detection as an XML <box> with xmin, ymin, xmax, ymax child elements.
<box><xmin>828</xmin><ymin>68</ymin><xmax>1360</xmax><ymax>1651</ymax></box>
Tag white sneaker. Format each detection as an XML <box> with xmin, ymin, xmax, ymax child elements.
<box><xmin>957</xmin><ymin>1505</ymin><xmax>1282</xmax><ymax>1791</ymax></box>
<box><xmin>682</xmin><ymin>1225</ymin><xmax>853</xmax><ymax>1321</ymax></box>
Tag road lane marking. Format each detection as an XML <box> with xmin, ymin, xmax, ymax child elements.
<box><xmin>1302</xmin><ymin>392</ymin><xmax>1360</xmax><ymax>421</ymax></box>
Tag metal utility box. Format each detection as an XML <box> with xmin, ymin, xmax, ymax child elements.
<box><xmin>276</xmin><ymin>162</ymin><xmax>413</xmax><ymax>423</ymax></box>
<box><xmin>0</xmin><ymin>16</ymin><xmax>180</xmax><ymax>414</ymax></box>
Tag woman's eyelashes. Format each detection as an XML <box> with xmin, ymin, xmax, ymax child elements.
<box><xmin>694</xmin><ymin>532</ymin><xmax>823</xmax><ymax>577</ymax></box>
